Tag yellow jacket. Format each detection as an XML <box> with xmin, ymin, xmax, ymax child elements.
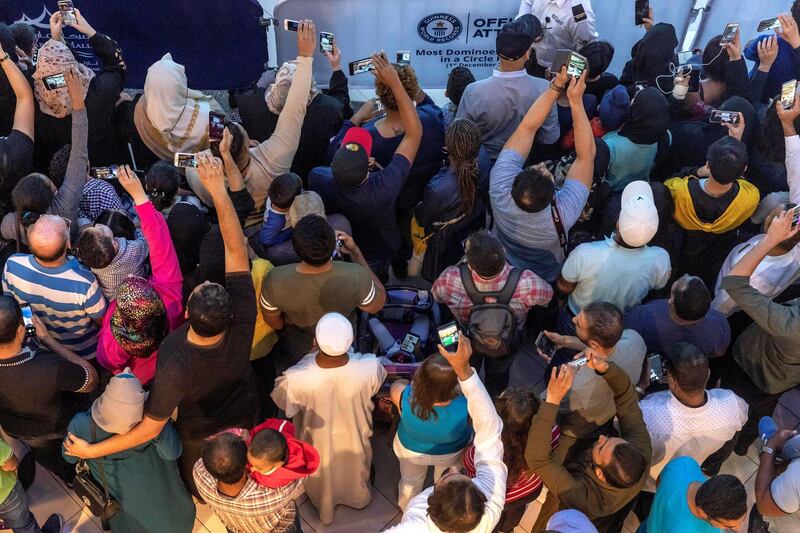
<box><xmin>664</xmin><ymin>176</ymin><xmax>759</xmax><ymax>234</ymax></box>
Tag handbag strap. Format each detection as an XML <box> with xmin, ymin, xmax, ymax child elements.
<box><xmin>550</xmin><ymin>197</ymin><xmax>568</xmax><ymax>253</ymax></box>
<box><xmin>90</xmin><ymin>418</ymin><xmax>112</xmax><ymax>502</ymax></box>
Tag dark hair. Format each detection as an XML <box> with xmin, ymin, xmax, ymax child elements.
<box><xmin>664</xmin><ymin>342</ymin><xmax>709</xmax><ymax>394</ymax></box>
<box><xmin>0</xmin><ymin>296</ymin><xmax>22</xmax><ymax>344</ymax></box>
<box><xmin>268</xmin><ymin>173</ymin><xmax>303</xmax><ymax>210</ymax></box>
<box><xmin>188</xmin><ymin>283</ymin><xmax>233</xmax><ymax>337</ymax></box>
<box><xmin>13</xmin><ymin>173</ymin><xmax>54</xmax><ymax>216</ymax></box>
<box><xmin>202</xmin><ymin>432</ymin><xmax>248</xmax><ymax>485</ymax></box>
<box><xmin>249</xmin><ymin>428</ymin><xmax>288</xmax><ymax>464</ymax></box>
<box><xmin>495</xmin><ymin>388</ymin><xmax>540</xmax><ymax>484</ymax></box>
<box><xmin>795</xmin><ymin>0</ymin><xmax>800</xmax><ymax>26</ymax></box>
<box><xmin>465</xmin><ymin>230</ymin><xmax>506</xmax><ymax>278</ymax></box>
<box><xmin>702</xmin><ymin>35</ymin><xmax>729</xmax><ymax>82</ymax></box>
<box><xmin>580</xmin><ymin>41</ymin><xmax>615</xmax><ymax>79</ymax></box>
<box><xmin>446</xmin><ymin>119</ymin><xmax>481</xmax><ymax>216</ymax></box>
<box><xmin>428</xmin><ymin>478</ymin><xmax>487</xmax><ymax>532</ymax></box>
<box><xmin>582</xmin><ymin>302</ymin><xmax>624</xmax><ymax>349</ymax></box>
<box><xmin>696</xmin><ymin>474</ymin><xmax>747</xmax><ymax>521</ymax></box>
<box><xmin>10</xmin><ymin>23</ymin><xmax>36</xmax><ymax>57</ymax></box>
<box><xmin>511</xmin><ymin>168</ymin><xmax>555</xmax><ymax>213</ymax></box>
<box><xmin>672</xmin><ymin>276</ymin><xmax>710</xmax><ymax>321</ymax></box>
<box><xmin>291</xmin><ymin>215</ymin><xmax>335</xmax><ymax>267</ymax></box>
<box><xmin>144</xmin><ymin>161</ymin><xmax>180</xmax><ymax>212</ymax></box>
<box><xmin>209</xmin><ymin>121</ymin><xmax>246</xmax><ymax>161</ymax></box>
<box><xmin>77</xmin><ymin>228</ymin><xmax>116</xmax><ymax>269</ymax></box>
<box><xmin>602</xmin><ymin>442</ymin><xmax>647</xmax><ymax>489</ymax></box>
<box><xmin>409</xmin><ymin>355</ymin><xmax>458</xmax><ymax>422</ymax></box>
<box><xmin>94</xmin><ymin>209</ymin><xmax>136</xmax><ymax>241</ymax></box>
<box><xmin>0</xmin><ymin>25</ymin><xmax>19</xmax><ymax>65</ymax></box>
<box><xmin>707</xmin><ymin>137</ymin><xmax>748</xmax><ymax>185</ymax></box>
<box><xmin>48</xmin><ymin>145</ymin><xmax>71</xmax><ymax>188</ymax></box>
<box><xmin>758</xmin><ymin>104</ymin><xmax>800</xmax><ymax>162</ymax></box>
<box><xmin>446</xmin><ymin>66</ymin><xmax>476</xmax><ymax>107</ymax></box>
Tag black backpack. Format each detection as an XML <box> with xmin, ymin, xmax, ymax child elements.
<box><xmin>458</xmin><ymin>264</ymin><xmax>523</xmax><ymax>358</ymax></box>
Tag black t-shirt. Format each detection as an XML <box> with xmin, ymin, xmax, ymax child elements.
<box><xmin>0</xmin><ymin>129</ymin><xmax>34</xmax><ymax>195</ymax></box>
<box><xmin>585</xmin><ymin>73</ymin><xmax>621</xmax><ymax>101</ymax></box>
<box><xmin>0</xmin><ymin>347</ymin><xmax>88</xmax><ymax>437</ymax></box>
<box><xmin>687</xmin><ymin>178</ymin><xmax>740</xmax><ymax>222</ymax></box>
<box><xmin>146</xmin><ymin>273</ymin><xmax>260</xmax><ymax>438</ymax></box>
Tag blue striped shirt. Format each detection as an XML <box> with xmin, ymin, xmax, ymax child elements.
<box><xmin>3</xmin><ymin>254</ymin><xmax>107</xmax><ymax>359</ymax></box>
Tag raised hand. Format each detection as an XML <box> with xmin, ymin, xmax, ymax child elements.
<box><xmin>64</xmin><ymin>67</ymin><xmax>85</xmax><ymax>111</ymax></box>
<box><xmin>297</xmin><ymin>19</ymin><xmax>317</xmax><ymax>58</ymax></box>
<box><xmin>545</xmin><ymin>364</ymin><xmax>576</xmax><ymax>405</ymax></box>
<box><xmin>437</xmin><ymin>334</ymin><xmax>473</xmax><ymax>381</ymax></box>
<box><xmin>117</xmin><ymin>165</ymin><xmax>148</xmax><ymax>205</ymax></box>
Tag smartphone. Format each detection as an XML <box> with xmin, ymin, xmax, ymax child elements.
<box><xmin>320</xmin><ymin>31</ymin><xmax>334</xmax><ymax>54</ymax></box>
<box><xmin>709</xmin><ymin>110</ymin><xmax>740</xmax><ymax>124</ymax></box>
<box><xmin>720</xmin><ymin>23</ymin><xmax>739</xmax><ymax>45</ymax></box>
<box><xmin>552</xmin><ymin>50</ymin><xmax>587</xmax><ymax>78</ymax></box>
<box><xmin>758</xmin><ymin>18</ymin><xmax>782</xmax><ymax>32</ymax></box>
<box><xmin>677</xmin><ymin>50</ymin><xmax>694</xmax><ymax>65</ymax></box>
<box><xmin>635</xmin><ymin>0</ymin><xmax>650</xmax><ymax>26</ymax></box>
<box><xmin>568</xmin><ymin>355</ymin><xmax>589</xmax><ymax>368</ymax></box>
<box><xmin>781</xmin><ymin>80</ymin><xmax>797</xmax><ymax>109</ymax></box>
<box><xmin>348</xmin><ymin>57</ymin><xmax>375</xmax><ymax>76</ymax></box>
<box><xmin>42</xmin><ymin>73</ymin><xmax>67</xmax><ymax>91</ymax></box>
<box><xmin>208</xmin><ymin>111</ymin><xmax>225</xmax><ymax>142</ymax></box>
<box><xmin>687</xmin><ymin>68</ymin><xmax>700</xmax><ymax>92</ymax></box>
<box><xmin>437</xmin><ymin>322</ymin><xmax>459</xmax><ymax>352</ymax></box>
<box><xmin>284</xmin><ymin>19</ymin><xmax>300</xmax><ymax>32</ymax></box>
<box><xmin>57</xmin><ymin>0</ymin><xmax>77</xmax><ymax>26</ymax></box>
<box><xmin>331</xmin><ymin>237</ymin><xmax>343</xmax><ymax>259</ymax></box>
<box><xmin>173</xmin><ymin>152</ymin><xmax>198</xmax><ymax>168</ymax></box>
<box><xmin>90</xmin><ymin>165</ymin><xmax>118</xmax><ymax>179</ymax></box>
<box><xmin>400</xmin><ymin>332</ymin><xmax>420</xmax><ymax>354</ymax></box>
<box><xmin>791</xmin><ymin>204</ymin><xmax>800</xmax><ymax>228</ymax></box>
<box><xmin>20</xmin><ymin>304</ymin><xmax>35</xmax><ymax>338</ymax></box>
<box><xmin>396</xmin><ymin>51</ymin><xmax>411</xmax><ymax>66</ymax></box>
<box><xmin>535</xmin><ymin>331</ymin><xmax>557</xmax><ymax>359</ymax></box>
<box><xmin>648</xmin><ymin>353</ymin><xmax>665</xmax><ymax>383</ymax></box>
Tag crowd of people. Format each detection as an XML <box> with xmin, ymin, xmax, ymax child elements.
<box><xmin>2</xmin><ymin>1</ymin><xmax>800</xmax><ymax>532</ymax></box>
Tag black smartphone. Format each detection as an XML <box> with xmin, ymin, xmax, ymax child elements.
<box><xmin>348</xmin><ymin>57</ymin><xmax>375</xmax><ymax>76</ymax></box>
<box><xmin>635</xmin><ymin>0</ymin><xmax>649</xmax><ymax>26</ymax></box>
<box><xmin>284</xmin><ymin>19</ymin><xmax>300</xmax><ymax>32</ymax></box>
<box><xmin>781</xmin><ymin>80</ymin><xmax>797</xmax><ymax>110</ymax></box>
<box><xmin>552</xmin><ymin>49</ymin><xmax>587</xmax><ymax>78</ymax></box>
<box><xmin>791</xmin><ymin>204</ymin><xmax>800</xmax><ymax>228</ymax></box>
<box><xmin>396</xmin><ymin>51</ymin><xmax>411</xmax><ymax>66</ymax></box>
<box><xmin>720</xmin><ymin>23</ymin><xmax>739</xmax><ymax>45</ymax></box>
<box><xmin>437</xmin><ymin>322</ymin><xmax>459</xmax><ymax>352</ymax></box>
<box><xmin>648</xmin><ymin>353</ymin><xmax>665</xmax><ymax>383</ymax></box>
<box><xmin>20</xmin><ymin>304</ymin><xmax>35</xmax><ymax>337</ymax></box>
<box><xmin>757</xmin><ymin>18</ymin><xmax>782</xmax><ymax>32</ymax></box>
<box><xmin>90</xmin><ymin>165</ymin><xmax>119</xmax><ymax>179</ymax></box>
<box><xmin>320</xmin><ymin>32</ymin><xmax>334</xmax><ymax>54</ymax></box>
<box><xmin>58</xmin><ymin>0</ymin><xmax>77</xmax><ymax>25</ymax></box>
<box><xmin>173</xmin><ymin>152</ymin><xmax>198</xmax><ymax>168</ymax></box>
<box><xmin>535</xmin><ymin>331</ymin><xmax>557</xmax><ymax>359</ymax></box>
<box><xmin>709</xmin><ymin>110</ymin><xmax>740</xmax><ymax>124</ymax></box>
<box><xmin>331</xmin><ymin>237</ymin><xmax>344</xmax><ymax>259</ymax></box>
<box><xmin>209</xmin><ymin>111</ymin><xmax>225</xmax><ymax>142</ymax></box>
<box><xmin>685</xmin><ymin>68</ymin><xmax>700</xmax><ymax>93</ymax></box>
<box><xmin>42</xmin><ymin>73</ymin><xmax>67</xmax><ymax>91</ymax></box>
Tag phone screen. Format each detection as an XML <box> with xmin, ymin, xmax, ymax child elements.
<box><xmin>348</xmin><ymin>57</ymin><xmax>375</xmax><ymax>76</ymax></box>
<box><xmin>721</xmin><ymin>23</ymin><xmax>739</xmax><ymax>44</ymax></box>
<box><xmin>400</xmin><ymin>333</ymin><xmax>420</xmax><ymax>354</ymax></box>
<box><xmin>758</xmin><ymin>18</ymin><xmax>782</xmax><ymax>32</ymax></box>
<box><xmin>284</xmin><ymin>19</ymin><xmax>300</xmax><ymax>32</ymax></box>
<box><xmin>438</xmin><ymin>322</ymin><xmax>459</xmax><ymax>350</ymax></box>
<box><xmin>91</xmin><ymin>165</ymin><xmax>118</xmax><ymax>179</ymax></box>
<box><xmin>535</xmin><ymin>331</ymin><xmax>557</xmax><ymax>358</ymax></box>
<box><xmin>635</xmin><ymin>0</ymin><xmax>649</xmax><ymax>25</ymax></box>
<box><xmin>781</xmin><ymin>80</ymin><xmax>797</xmax><ymax>109</ymax></box>
<box><xmin>677</xmin><ymin>50</ymin><xmax>693</xmax><ymax>65</ymax></box>
<box><xmin>209</xmin><ymin>112</ymin><xmax>225</xmax><ymax>142</ymax></box>
<box><xmin>174</xmin><ymin>153</ymin><xmax>198</xmax><ymax>168</ymax></box>
<box><xmin>568</xmin><ymin>355</ymin><xmax>589</xmax><ymax>368</ymax></box>
<box><xmin>648</xmin><ymin>353</ymin><xmax>664</xmax><ymax>383</ymax></box>
<box><xmin>58</xmin><ymin>1</ymin><xmax>77</xmax><ymax>25</ymax></box>
<box><xmin>320</xmin><ymin>32</ymin><xmax>334</xmax><ymax>54</ymax></box>
<box><xmin>20</xmin><ymin>305</ymin><xmax>35</xmax><ymax>337</ymax></box>
<box><xmin>397</xmin><ymin>51</ymin><xmax>411</xmax><ymax>65</ymax></box>
<box><xmin>791</xmin><ymin>205</ymin><xmax>800</xmax><ymax>228</ymax></box>
<box><xmin>566</xmin><ymin>53</ymin><xmax>587</xmax><ymax>78</ymax></box>
<box><xmin>43</xmin><ymin>73</ymin><xmax>67</xmax><ymax>90</ymax></box>
<box><xmin>710</xmin><ymin>110</ymin><xmax>739</xmax><ymax>124</ymax></box>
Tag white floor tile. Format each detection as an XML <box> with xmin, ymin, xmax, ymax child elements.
<box><xmin>202</xmin><ymin>513</ymin><xmax>228</xmax><ymax>532</ymax></box>
<box><xmin>719</xmin><ymin>451</ymin><xmax>758</xmax><ymax>483</ymax></box>
<box><xmin>63</xmin><ymin>509</ymin><xmax>104</xmax><ymax>533</ymax></box>
<box><xmin>299</xmin><ymin>487</ymin><xmax>400</xmax><ymax>533</ymax></box>
<box><xmin>27</xmin><ymin>465</ymin><xmax>81</xmax><ymax>527</ymax></box>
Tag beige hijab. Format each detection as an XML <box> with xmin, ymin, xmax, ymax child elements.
<box><xmin>32</xmin><ymin>40</ymin><xmax>94</xmax><ymax>118</ymax></box>
<box><xmin>265</xmin><ymin>60</ymin><xmax>319</xmax><ymax>114</ymax></box>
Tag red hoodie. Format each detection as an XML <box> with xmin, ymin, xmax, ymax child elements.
<box><xmin>247</xmin><ymin>419</ymin><xmax>320</xmax><ymax>489</ymax></box>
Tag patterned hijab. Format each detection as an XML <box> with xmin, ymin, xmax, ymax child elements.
<box><xmin>32</xmin><ymin>39</ymin><xmax>94</xmax><ymax>118</ymax></box>
<box><xmin>265</xmin><ymin>61</ymin><xmax>319</xmax><ymax>114</ymax></box>
<box><xmin>110</xmin><ymin>277</ymin><xmax>167</xmax><ymax>358</ymax></box>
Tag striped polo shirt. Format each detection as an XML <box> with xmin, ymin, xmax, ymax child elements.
<box><xmin>3</xmin><ymin>254</ymin><xmax>107</xmax><ymax>359</ymax></box>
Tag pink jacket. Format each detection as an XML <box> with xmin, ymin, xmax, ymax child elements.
<box><xmin>96</xmin><ymin>201</ymin><xmax>184</xmax><ymax>385</ymax></box>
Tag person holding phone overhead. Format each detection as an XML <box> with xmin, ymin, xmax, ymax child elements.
<box><xmin>745</xmin><ymin>7</ymin><xmax>800</xmax><ymax>104</ymax></box>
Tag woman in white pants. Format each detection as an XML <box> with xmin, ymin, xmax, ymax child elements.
<box><xmin>389</xmin><ymin>354</ymin><xmax>472</xmax><ymax>509</ymax></box>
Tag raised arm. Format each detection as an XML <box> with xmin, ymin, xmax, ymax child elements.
<box><xmin>565</xmin><ymin>71</ymin><xmax>595</xmax><ymax>189</ymax></box>
<box><xmin>371</xmin><ymin>52</ymin><xmax>422</xmax><ymax>164</ymax></box>
<box><xmin>0</xmin><ymin>42</ymin><xmax>34</xmax><ymax>141</ymax></box>
<box><xmin>503</xmin><ymin>67</ymin><xmax>566</xmax><ymax>157</ymax></box>
<box><xmin>196</xmin><ymin>154</ymin><xmax>249</xmax><ymax>273</ymax></box>
<box><xmin>777</xmin><ymin>98</ymin><xmax>800</xmax><ymax>204</ymax></box>
<box><xmin>756</xmin><ymin>428</ymin><xmax>799</xmax><ymax>517</ymax></box>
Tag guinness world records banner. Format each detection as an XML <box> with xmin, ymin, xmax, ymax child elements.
<box><xmin>273</xmin><ymin>0</ymin><xmax>793</xmax><ymax>90</ymax></box>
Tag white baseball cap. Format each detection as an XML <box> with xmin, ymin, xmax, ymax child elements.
<box><xmin>618</xmin><ymin>181</ymin><xmax>659</xmax><ymax>247</ymax></box>
<box><xmin>315</xmin><ymin>313</ymin><xmax>354</xmax><ymax>356</ymax></box>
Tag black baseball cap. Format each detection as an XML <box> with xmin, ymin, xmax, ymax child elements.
<box><xmin>331</xmin><ymin>127</ymin><xmax>372</xmax><ymax>188</ymax></box>
<box><xmin>497</xmin><ymin>15</ymin><xmax>543</xmax><ymax>61</ymax></box>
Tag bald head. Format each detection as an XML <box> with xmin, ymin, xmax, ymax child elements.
<box><xmin>28</xmin><ymin>215</ymin><xmax>69</xmax><ymax>262</ymax></box>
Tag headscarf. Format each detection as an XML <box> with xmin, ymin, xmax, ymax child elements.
<box><xmin>265</xmin><ymin>61</ymin><xmax>320</xmax><ymax>114</ymax></box>
<box><xmin>137</xmin><ymin>53</ymin><xmax>222</xmax><ymax>156</ymax></box>
<box><xmin>32</xmin><ymin>39</ymin><xmax>94</xmax><ymax>118</ymax></box>
<box><xmin>110</xmin><ymin>277</ymin><xmax>167</xmax><ymax>358</ymax></box>
<box><xmin>91</xmin><ymin>369</ymin><xmax>146</xmax><ymax>434</ymax></box>
<box><xmin>619</xmin><ymin>87</ymin><xmax>670</xmax><ymax>145</ymax></box>
<box><xmin>624</xmin><ymin>23</ymin><xmax>678</xmax><ymax>89</ymax></box>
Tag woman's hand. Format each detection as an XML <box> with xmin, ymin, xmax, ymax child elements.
<box><xmin>49</xmin><ymin>12</ymin><xmax>64</xmax><ymax>43</ymax></box>
<box><xmin>117</xmin><ymin>165</ymin><xmax>149</xmax><ymax>206</ymax></box>
<box><xmin>64</xmin><ymin>68</ymin><xmax>85</xmax><ymax>112</ymax></box>
<box><xmin>757</xmin><ymin>35</ymin><xmax>779</xmax><ymax>72</ymax></box>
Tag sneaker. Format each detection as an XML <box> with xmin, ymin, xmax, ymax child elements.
<box><xmin>42</xmin><ymin>513</ymin><xmax>63</xmax><ymax>533</ymax></box>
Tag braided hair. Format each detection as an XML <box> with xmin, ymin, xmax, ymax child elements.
<box><xmin>445</xmin><ymin>118</ymin><xmax>481</xmax><ymax>216</ymax></box>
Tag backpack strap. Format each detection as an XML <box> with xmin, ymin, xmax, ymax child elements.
<box><xmin>459</xmin><ymin>263</ymin><xmax>485</xmax><ymax>305</ymax></box>
<box><xmin>496</xmin><ymin>268</ymin><xmax>523</xmax><ymax>305</ymax></box>
<box><xmin>458</xmin><ymin>263</ymin><xmax>523</xmax><ymax>306</ymax></box>
<box><xmin>551</xmin><ymin>197</ymin><xmax>568</xmax><ymax>253</ymax></box>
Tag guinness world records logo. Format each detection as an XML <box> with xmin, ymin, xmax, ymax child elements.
<box><xmin>417</xmin><ymin>13</ymin><xmax>462</xmax><ymax>44</ymax></box>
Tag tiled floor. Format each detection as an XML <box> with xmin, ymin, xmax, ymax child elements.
<box><xmin>6</xmin><ymin>352</ymin><xmax>800</xmax><ymax>533</ymax></box>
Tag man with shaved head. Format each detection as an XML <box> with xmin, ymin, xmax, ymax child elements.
<box><xmin>3</xmin><ymin>214</ymin><xmax>107</xmax><ymax>359</ymax></box>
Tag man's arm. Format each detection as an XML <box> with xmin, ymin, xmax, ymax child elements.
<box><xmin>777</xmin><ymin>97</ymin><xmax>800</xmax><ymax>204</ymax></box>
<box><xmin>565</xmin><ymin>72</ymin><xmax>595</xmax><ymax>189</ymax></box>
<box><xmin>195</xmin><ymin>154</ymin><xmax>249</xmax><ymax>273</ymax></box>
<box><xmin>516</xmin><ymin>0</ymin><xmax>533</xmax><ymax>18</ymax></box>
<box><xmin>503</xmin><ymin>68</ymin><xmax>565</xmax><ymax>158</ymax></box>
<box><xmin>336</xmin><ymin>231</ymin><xmax>387</xmax><ymax>314</ymax></box>
<box><xmin>0</xmin><ymin>41</ymin><xmax>34</xmax><ymax>141</ymax></box>
<box><xmin>756</xmin><ymin>429</ymin><xmax>798</xmax><ymax>516</ymax></box>
<box><xmin>64</xmin><ymin>415</ymin><xmax>167</xmax><ymax>459</ymax></box>
<box><xmin>371</xmin><ymin>52</ymin><xmax>422</xmax><ymax>164</ymax></box>
<box><xmin>598</xmin><ymin>358</ymin><xmax>652</xmax><ymax>460</ymax></box>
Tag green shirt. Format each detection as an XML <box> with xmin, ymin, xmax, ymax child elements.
<box><xmin>0</xmin><ymin>439</ymin><xmax>16</xmax><ymax>504</ymax></box>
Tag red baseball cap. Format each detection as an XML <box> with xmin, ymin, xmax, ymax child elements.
<box><xmin>341</xmin><ymin>127</ymin><xmax>373</xmax><ymax>157</ymax></box>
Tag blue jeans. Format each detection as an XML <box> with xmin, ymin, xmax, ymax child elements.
<box><xmin>0</xmin><ymin>481</ymin><xmax>41</xmax><ymax>533</ymax></box>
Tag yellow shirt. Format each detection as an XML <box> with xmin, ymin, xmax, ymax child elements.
<box><xmin>250</xmin><ymin>259</ymin><xmax>278</xmax><ymax>360</ymax></box>
<box><xmin>664</xmin><ymin>176</ymin><xmax>759</xmax><ymax>234</ymax></box>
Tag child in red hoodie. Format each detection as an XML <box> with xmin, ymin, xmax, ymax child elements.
<box><xmin>246</xmin><ymin>419</ymin><xmax>320</xmax><ymax>489</ymax></box>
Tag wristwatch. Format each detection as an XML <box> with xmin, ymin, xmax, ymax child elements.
<box><xmin>0</xmin><ymin>54</ymin><xmax>9</xmax><ymax>63</ymax></box>
<box><xmin>761</xmin><ymin>445</ymin><xmax>776</xmax><ymax>457</ymax></box>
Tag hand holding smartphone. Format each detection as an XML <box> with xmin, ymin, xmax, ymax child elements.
<box><xmin>781</xmin><ymin>80</ymin><xmax>798</xmax><ymax>109</ymax></box>
<box><xmin>284</xmin><ymin>19</ymin><xmax>300</xmax><ymax>32</ymax></box>
<box><xmin>320</xmin><ymin>32</ymin><xmax>334</xmax><ymax>54</ymax></box>
<box><xmin>758</xmin><ymin>18</ymin><xmax>782</xmax><ymax>33</ymax></box>
<box><xmin>720</xmin><ymin>23</ymin><xmax>740</xmax><ymax>45</ymax></box>
<box><xmin>20</xmin><ymin>305</ymin><xmax>35</xmax><ymax>337</ymax></box>
<box><xmin>208</xmin><ymin>111</ymin><xmax>225</xmax><ymax>142</ymax></box>
<box><xmin>174</xmin><ymin>153</ymin><xmax>198</xmax><ymax>168</ymax></box>
<box><xmin>635</xmin><ymin>0</ymin><xmax>650</xmax><ymax>26</ymax></box>
<box><xmin>709</xmin><ymin>110</ymin><xmax>740</xmax><ymax>124</ymax></box>
<box><xmin>535</xmin><ymin>331</ymin><xmax>557</xmax><ymax>361</ymax></box>
<box><xmin>58</xmin><ymin>0</ymin><xmax>77</xmax><ymax>26</ymax></box>
<box><xmin>552</xmin><ymin>50</ymin><xmax>588</xmax><ymax>78</ymax></box>
<box><xmin>437</xmin><ymin>322</ymin><xmax>460</xmax><ymax>353</ymax></box>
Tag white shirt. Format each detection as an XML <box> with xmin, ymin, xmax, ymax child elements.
<box><xmin>561</xmin><ymin>236</ymin><xmax>671</xmax><ymax>315</ymax></box>
<box><xmin>639</xmin><ymin>389</ymin><xmax>748</xmax><ymax>492</ymax></box>
<box><xmin>767</xmin><ymin>460</ymin><xmax>800</xmax><ymax>531</ymax></box>
<box><xmin>385</xmin><ymin>371</ymin><xmax>507</xmax><ymax>533</ymax></box>
<box><xmin>517</xmin><ymin>0</ymin><xmax>598</xmax><ymax>68</ymax></box>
